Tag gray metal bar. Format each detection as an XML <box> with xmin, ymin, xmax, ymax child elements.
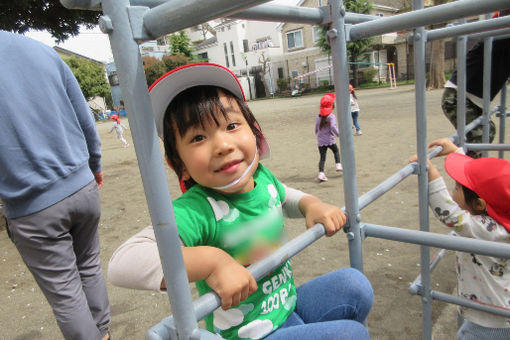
<box><xmin>456</xmin><ymin>20</ymin><xmax>467</xmax><ymax>148</ymax></box>
<box><xmin>498</xmin><ymin>83</ymin><xmax>507</xmax><ymax>158</ymax></box>
<box><xmin>482</xmin><ymin>36</ymin><xmax>493</xmax><ymax>157</ymax></box>
<box><xmin>426</xmin><ymin>16</ymin><xmax>510</xmax><ymax>41</ymax></box>
<box><xmin>363</xmin><ymin>224</ymin><xmax>510</xmax><ymax>259</ymax></box>
<box><xmin>97</xmin><ymin>1</ymin><xmax>201</xmax><ymax>339</ymax></box>
<box><xmin>469</xmin><ymin>28</ymin><xmax>510</xmax><ymax>41</ymax></box>
<box><xmin>329</xmin><ymin>0</ymin><xmax>365</xmax><ymax>272</ymax></box>
<box><xmin>228</xmin><ymin>4</ymin><xmax>324</xmax><ymax>24</ymax></box>
<box><xmin>142</xmin><ymin>0</ymin><xmax>270</xmax><ymax>39</ymax></box>
<box><xmin>408</xmin><ymin>247</ymin><xmax>449</xmax><ymax>295</ymax></box>
<box><xmin>412</xmin><ymin>0</ymin><xmax>432</xmax><ymax>337</ymax></box>
<box><xmin>431</xmin><ymin>290</ymin><xmax>510</xmax><ymax>319</ymax></box>
<box><xmin>465</xmin><ymin>143</ymin><xmax>510</xmax><ymax>151</ymax></box>
<box><xmin>349</xmin><ymin>0</ymin><xmax>510</xmax><ymax>41</ymax></box>
<box><xmin>60</xmin><ymin>0</ymin><xmax>101</xmax><ymax>10</ymax></box>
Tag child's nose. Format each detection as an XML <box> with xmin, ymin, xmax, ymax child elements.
<box><xmin>213</xmin><ymin>132</ymin><xmax>234</xmax><ymax>156</ymax></box>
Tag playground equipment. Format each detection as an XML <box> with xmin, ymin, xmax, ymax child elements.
<box><xmin>60</xmin><ymin>0</ymin><xmax>510</xmax><ymax>339</ymax></box>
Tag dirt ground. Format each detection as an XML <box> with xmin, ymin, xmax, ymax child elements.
<box><xmin>1</xmin><ymin>84</ymin><xmax>509</xmax><ymax>339</ymax></box>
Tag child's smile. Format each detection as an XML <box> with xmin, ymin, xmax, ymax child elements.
<box><xmin>175</xmin><ymin>91</ymin><xmax>258</xmax><ymax>194</ymax></box>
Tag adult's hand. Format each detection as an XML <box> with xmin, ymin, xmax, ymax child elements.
<box><xmin>94</xmin><ymin>171</ymin><xmax>103</xmax><ymax>189</ymax></box>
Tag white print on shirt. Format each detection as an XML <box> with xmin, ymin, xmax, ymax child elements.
<box><xmin>260</xmin><ymin>262</ymin><xmax>294</xmax><ymax>315</ymax></box>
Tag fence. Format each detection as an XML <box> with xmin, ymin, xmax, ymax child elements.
<box><xmin>60</xmin><ymin>0</ymin><xmax>510</xmax><ymax>339</ymax></box>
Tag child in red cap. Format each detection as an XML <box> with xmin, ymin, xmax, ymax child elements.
<box><xmin>410</xmin><ymin>138</ymin><xmax>510</xmax><ymax>338</ymax></box>
<box><xmin>349</xmin><ymin>85</ymin><xmax>362</xmax><ymax>136</ymax></box>
<box><xmin>315</xmin><ymin>93</ymin><xmax>342</xmax><ymax>182</ymax></box>
<box><xmin>108</xmin><ymin>114</ymin><xmax>130</xmax><ymax>147</ymax></box>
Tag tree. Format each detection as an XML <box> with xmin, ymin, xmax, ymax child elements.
<box><xmin>63</xmin><ymin>57</ymin><xmax>109</xmax><ymax>101</ymax></box>
<box><xmin>426</xmin><ymin>0</ymin><xmax>450</xmax><ymax>89</ymax></box>
<box><xmin>0</xmin><ymin>1</ymin><xmax>100</xmax><ymax>42</ymax></box>
<box><xmin>258</xmin><ymin>52</ymin><xmax>272</xmax><ymax>96</ymax></box>
<box><xmin>168</xmin><ymin>31</ymin><xmax>193</xmax><ymax>58</ymax></box>
<box><xmin>317</xmin><ymin>0</ymin><xmax>373</xmax><ymax>87</ymax></box>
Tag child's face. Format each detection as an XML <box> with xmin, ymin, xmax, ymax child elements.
<box><xmin>175</xmin><ymin>91</ymin><xmax>258</xmax><ymax>194</ymax></box>
<box><xmin>452</xmin><ymin>181</ymin><xmax>470</xmax><ymax>212</ymax></box>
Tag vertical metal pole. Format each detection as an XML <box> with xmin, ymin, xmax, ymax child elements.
<box><xmin>329</xmin><ymin>0</ymin><xmax>364</xmax><ymax>272</ymax></box>
<box><xmin>456</xmin><ymin>19</ymin><xmax>467</xmax><ymax>148</ymax></box>
<box><xmin>99</xmin><ymin>1</ymin><xmax>199</xmax><ymax>339</ymax></box>
<box><xmin>498</xmin><ymin>82</ymin><xmax>507</xmax><ymax>159</ymax></box>
<box><xmin>413</xmin><ymin>1</ymin><xmax>432</xmax><ymax>339</ymax></box>
<box><xmin>482</xmin><ymin>36</ymin><xmax>493</xmax><ymax>157</ymax></box>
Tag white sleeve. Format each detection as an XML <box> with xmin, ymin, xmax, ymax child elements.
<box><xmin>282</xmin><ymin>185</ymin><xmax>309</xmax><ymax>218</ymax></box>
<box><xmin>108</xmin><ymin>225</ymin><xmax>165</xmax><ymax>291</ymax></box>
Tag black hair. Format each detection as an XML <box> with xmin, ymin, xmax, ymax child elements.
<box><xmin>162</xmin><ymin>85</ymin><xmax>262</xmax><ymax>190</ymax></box>
<box><xmin>461</xmin><ymin>184</ymin><xmax>482</xmax><ymax>213</ymax></box>
<box><xmin>319</xmin><ymin>115</ymin><xmax>331</xmax><ymax>129</ymax></box>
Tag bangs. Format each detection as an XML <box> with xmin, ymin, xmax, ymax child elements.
<box><xmin>167</xmin><ymin>86</ymin><xmax>229</xmax><ymax>138</ymax></box>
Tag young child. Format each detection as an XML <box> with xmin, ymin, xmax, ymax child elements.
<box><xmin>108</xmin><ymin>63</ymin><xmax>373</xmax><ymax>340</ymax></box>
<box><xmin>108</xmin><ymin>114</ymin><xmax>130</xmax><ymax>147</ymax></box>
<box><xmin>410</xmin><ymin>138</ymin><xmax>510</xmax><ymax>339</ymax></box>
<box><xmin>350</xmin><ymin>85</ymin><xmax>362</xmax><ymax>136</ymax></box>
<box><xmin>315</xmin><ymin>93</ymin><xmax>342</xmax><ymax>182</ymax></box>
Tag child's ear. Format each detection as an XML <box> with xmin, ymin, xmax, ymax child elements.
<box><xmin>473</xmin><ymin>198</ymin><xmax>487</xmax><ymax>214</ymax></box>
<box><xmin>181</xmin><ymin>167</ymin><xmax>191</xmax><ymax>181</ymax></box>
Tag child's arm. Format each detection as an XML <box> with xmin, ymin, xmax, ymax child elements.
<box><xmin>282</xmin><ymin>186</ymin><xmax>346</xmax><ymax>236</ymax></box>
<box><xmin>299</xmin><ymin>195</ymin><xmax>346</xmax><ymax>236</ymax></box>
<box><xmin>408</xmin><ymin>156</ymin><xmax>441</xmax><ymax>182</ymax></box>
<box><xmin>108</xmin><ymin>226</ymin><xmax>257</xmax><ymax>310</ymax></box>
<box><xmin>428</xmin><ymin>138</ymin><xmax>459</xmax><ymax>156</ymax></box>
<box><xmin>181</xmin><ymin>246</ymin><xmax>258</xmax><ymax>310</ymax></box>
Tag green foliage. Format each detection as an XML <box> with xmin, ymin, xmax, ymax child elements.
<box><xmin>316</xmin><ymin>0</ymin><xmax>373</xmax><ymax>86</ymax></box>
<box><xmin>168</xmin><ymin>31</ymin><xmax>193</xmax><ymax>58</ymax></box>
<box><xmin>0</xmin><ymin>0</ymin><xmax>100</xmax><ymax>42</ymax></box>
<box><xmin>63</xmin><ymin>57</ymin><xmax>109</xmax><ymax>100</ymax></box>
<box><xmin>143</xmin><ymin>54</ymin><xmax>190</xmax><ymax>86</ymax></box>
<box><xmin>362</xmin><ymin>68</ymin><xmax>378</xmax><ymax>83</ymax></box>
<box><xmin>276</xmin><ymin>78</ymin><xmax>289</xmax><ymax>91</ymax></box>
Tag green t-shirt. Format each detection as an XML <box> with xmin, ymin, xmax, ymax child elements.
<box><xmin>174</xmin><ymin>164</ymin><xmax>297</xmax><ymax>339</ymax></box>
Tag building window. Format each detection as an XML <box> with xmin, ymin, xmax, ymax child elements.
<box><xmin>278</xmin><ymin>67</ymin><xmax>284</xmax><ymax>79</ymax></box>
<box><xmin>286</xmin><ymin>29</ymin><xmax>303</xmax><ymax>49</ymax></box>
<box><xmin>230</xmin><ymin>41</ymin><xmax>236</xmax><ymax>67</ymax></box>
<box><xmin>223</xmin><ymin>42</ymin><xmax>229</xmax><ymax>67</ymax></box>
<box><xmin>312</xmin><ymin>26</ymin><xmax>322</xmax><ymax>43</ymax></box>
<box><xmin>243</xmin><ymin>39</ymin><xmax>249</xmax><ymax>53</ymax></box>
<box><xmin>197</xmin><ymin>52</ymin><xmax>208</xmax><ymax>62</ymax></box>
<box><xmin>108</xmin><ymin>72</ymin><xmax>119</xmax><ymax>86</ymax></box>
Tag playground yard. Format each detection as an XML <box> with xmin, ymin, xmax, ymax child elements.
<box><xmin>2</xmin><ymin>84</ymin><xmax>509</xmax><ymax>339</ymax></box>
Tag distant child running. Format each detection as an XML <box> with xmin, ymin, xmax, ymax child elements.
<box><xmin>409</xmin><ymin>138</ymin><xmax>510</xmax><ymax>339</ymax></box>
<box><xmin>350</xmin><ymin>85</ymin><xmax>362</xmax><ymax>136</ymax></box>
<box><xmin>109</xmin><ymin>114</ymin><xmax>129</xmax><ymax>147</ymax></box>
<box><xmin>108</xmin><ymin>63</ymin><xmax>373</xmax><ymax>340</ymax></box>
<box><xmin>315</xmin><ymin>93</ymin><xmax>342</xmax><ymax>182</ymax></box>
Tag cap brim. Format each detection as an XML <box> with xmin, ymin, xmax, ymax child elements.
<box><xmin>149</xmin><ymin>63</ymin><xmax>269</xmax><ymax>159</ymax></box>
<box><xmin>444</xmin><ymin>153</ymin><xmax>473</xmax><ymax>189</ymax></box>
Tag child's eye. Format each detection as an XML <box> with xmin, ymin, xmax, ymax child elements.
<box><xmin>226</xmin><ymin>122</ymin><xmax>239</xmax><ymax>131</ymax></box>
<box><xmin>191</xmin><ymin>135</ymin><xmax>206</xmax><ymax>143</ymax></box>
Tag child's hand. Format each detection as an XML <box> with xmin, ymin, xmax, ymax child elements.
<box><xmin>299</xmin><ymin>196</ymin><xmax>346</xmax><ymax>236</ymax></box>
<box><xmin>408</xmin><ymin>156</ymin><xmax>441</xmax><ymax>182</ymax></box>
<box><xmin>206</xmin><ymin>255</ymin><xmax>258</xmax><ymax>310</ymax></box>
<box><xmin>428</xmin><ymin>138</ymin><xmax>459</xmax><ymax>156</ymax></box>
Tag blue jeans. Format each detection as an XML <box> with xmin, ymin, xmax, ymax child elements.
<box><xmin>264</xmin><ymin>268</ymin><xmax>373</xmax><ymax>340</ymax></box>
<box><xmin>351</xmin><ymin>110</ymin><xmax>361</xmax><ymax>132</ymax></box>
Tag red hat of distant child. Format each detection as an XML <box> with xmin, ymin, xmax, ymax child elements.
<box><xmin>444</xmin><ymin>153</ymin><xmax>510</xmax><ymax>232</ymax></box>
<box><xmin>349</xmin><ymin>84</ymin><xmax>354</xmax><ymax>92</ymax></box>
<box><xmin>110</xmin><ymin>114</ymin><xmax>119</xmax><ymax>120</ymax></box>
<box><xmin>319</xmin><ymin>93</ymin><xmax>336</xmax><ymax>116</ymax></box>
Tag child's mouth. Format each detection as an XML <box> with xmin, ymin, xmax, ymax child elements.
<box><xmin>216</xmin><ymin>160</ymin><xmax>241</xmax><ymax>174</ymax></box>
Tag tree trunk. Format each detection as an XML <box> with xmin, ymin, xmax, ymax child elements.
<box><xmin>427</xmin><ymin>38</ymin><xmax>446</xmax><ymax>89</ymax></box>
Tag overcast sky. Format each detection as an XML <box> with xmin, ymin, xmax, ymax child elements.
<box><xmin>25</xmin><ymin>0</ymin><xmax>300</xmax><ymax>63</ymax></box>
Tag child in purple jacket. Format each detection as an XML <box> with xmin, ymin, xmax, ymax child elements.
<box><xmin>315</xmin><ymin>93</ymin><xmax>342</xmax><ymax>182</ymax></box>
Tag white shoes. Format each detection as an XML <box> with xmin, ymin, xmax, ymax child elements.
<box><xmin>336</xmin><ymin>163</ymin><xmax>343</xmax><ymax>171</ymax></box>
<box><xmin>317</xmin><ymin>172</ymin><xmax>328</xmax><ymax>182</ymax></box>
<box><xmin>354</xmin><ymin>130</ymin><xmax>363</xmax><ymax>136</ymax></box>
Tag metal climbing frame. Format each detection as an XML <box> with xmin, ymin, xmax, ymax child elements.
<box><xmin>60</xmin><ymin>0</ymin><xmax>510</xmax><ymax>339</ymax></box>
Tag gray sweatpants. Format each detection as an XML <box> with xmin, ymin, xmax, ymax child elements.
<box><xmin>7</xmin><ymin>180</ymin><xmax>110</xmax><ymax>339</ymax></box>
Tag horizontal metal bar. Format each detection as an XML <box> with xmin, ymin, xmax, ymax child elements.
<box><xmin>431</xmin><ymin>290</ymin><xmax>510</xmax><ymax>318</ymax></box>
<box><xmin>228</xmin><ymin>4</ymin><xmax>325</xmax><ymax>25</ymax></box>
<box><xmin>426</xmin><ymin>16</ymin><xmax>510</xmax><ymax>41</ymax></box>
<box><xmin>142</xmin><ymin>0</ymin><xmax>271</xmax><ymax>39</ymax></box>
<box><xmin>363</xmin><ymin>223</ymin><xmax>510</xmax><ymax>259</ymax></box>
<box><xmin>469</xmin><ymin>28</ymin><xmax>510</xmax><ymax>41</ymax></box>
<box><xmin>59</xmin><ymin>0</ymin><xmax>101</xmax><ymax>10</ymax></box>
<box><xmin>349</xmin><ymin>0</ymin><xmax>510</xmax><ymax>41</ymax></box>
<box><xmin>465</xmin><ymin>143</ymin><xmax>510</xmax><ymax>151</ymax></box>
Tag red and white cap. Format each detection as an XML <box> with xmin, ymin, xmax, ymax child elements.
<box><xmin>149</xmin><ymin>62</ymin><xmax>270</xmax><ymax>159</ymax></box>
